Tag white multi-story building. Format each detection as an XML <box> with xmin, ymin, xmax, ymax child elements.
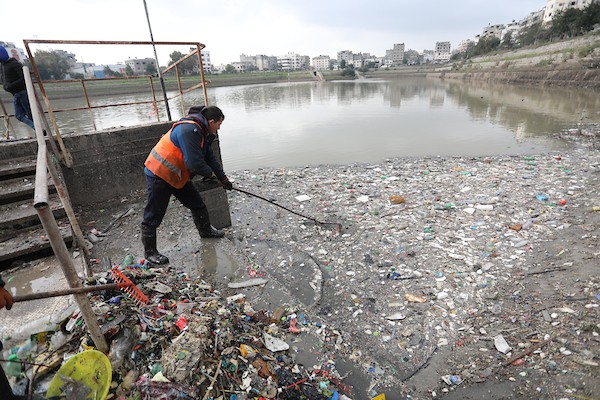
<box><xmin>337</xmin><ymin>50</ymin><xmax>354</xmax><ymax>65</ymax></box>
<box><xmin>385</xmin><ymin>43</ymin><xmax>405</xmax><ymax>66</ymax></box>
<box><xmin>240</xmin><ymin>54</ymin><xmax>278</xmax><ymax>71</ymax></box>
<box><xmin>231</xmin><ymin>61</ymin><xmax>254</xmax><ymax>72</ymax></box>
<box><xmin>520</xmin><ymin>9</ymin><xmax>545</xmax><ymax>28</ymax></box>
<box><xmin>200</xmin><ymin>50</ymin><xmax>213</xmax><ymax>73</ymax></box>
<box><xmin>277</xmin><ymin>52</ymin><xmax>309</xmax><ymax>71</ymax></box>
<box><xmin>543</xmin><ymin>0</ymin><xmax>598</xmax><ymax>23</ymax></box>
<box><xmin>255</xmin><ymin>55</ymin><xmax>278</xmax><ymax>71</ymax></box>
<box><xmin>312</xmin><ymin>55</ymin><xmax>331</xmax><ymax>70</ymax></box>
<box><xmin>482</xmin><ymin>24</ymin><xmax>506</xmax><ymax>40</ymax></box>
<box><xmin>457</xmin><ymin>39</ymin><xmax>475</xmax><ymax>53</ymax></box>
<box><xmin>433</xmin><ymin>42</ymin><xmax>451</xmax><ymax>63</ymax></box>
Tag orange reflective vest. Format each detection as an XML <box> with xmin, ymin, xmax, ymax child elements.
<box><xmin>144</xmin><ymin>120</ymin><xmax>204</xmax><ymax>189</ymax></box>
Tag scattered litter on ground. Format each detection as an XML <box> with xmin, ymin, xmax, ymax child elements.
<box><xmin>2</xmin><ymin>125</ymin><xmax>598</xmax><ymax>399</ymax></box>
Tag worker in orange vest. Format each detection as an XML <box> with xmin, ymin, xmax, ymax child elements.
<box><xmin>142</xmin><ymin>105</ymin><xmax>232</xmax><ymax>264</ymax></box>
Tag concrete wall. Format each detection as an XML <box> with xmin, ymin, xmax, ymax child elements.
<box><xmin>0</xmin><ymin>122</ymin><xmax>232</xmax><ymax>228</ymax></box>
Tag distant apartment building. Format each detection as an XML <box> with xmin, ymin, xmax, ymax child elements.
<box><xmin>200</xmin><ymin>50</ymin><xmax>213</xmax><ymax>73</ymax></box>
<box><xmin>278</xmin><ymin>52</ymin><xmax>309</xmax><ymax>71</ymax></box>
<box><xmin>337</xmin><ymin>50</ymin><xmax>354</xmax><ymax>65</ymax></box>
<box><xmin>457</xmin><ymin>39</ymin><xmax>475</xmax><ymax>53</ymax></box>
<box><xmin>543</xmin><ymin>0</ymin><xmax>598</xmax><ymax>23</ymax></box>
<box><xmin>422</xmin><ymin>50</ymin><xmax>435</xmax><ymax>63</ymax></box>
<box><xmin>125</xmin><ymin>58</ymin><xmax>156</xmax><ymax>75</ymax></box>
<box><xmin>238</xmin><ymin>54</ymin><xmax>277</xmax><ymax>71</ymax></box>
<box><xmin>502</xmin><ymin>21</ymin><xmax>521</xmax><ymax>42</ymax></box>
<box><xmin>362</xmin><ymin>54</ymin><xmax>382</xmax><ymax>68</ymax></box>
<box><xmin>481</xmin><ymin>24</ymin><xmax>505</xmax><ymax>40</ymax></box>
<box><xmin>231</xmin><ymin>61</ymin><xmax>254</xmax><ymax>72</ymax></box>
<box><xmin>404</xmin><ymin>49</ymin><xmax>420</xmax><ymax>65</ymax></box>
<box><xmin>312</xmin><ymin>55</ymin><xmax>331</xmax><ymax>70</ymax></box>
<box><xmin>433</xmin><ymin>42</ymin><xmax>451</xmax><ymax>63</ymax></box>
<box><xmin>520</xmin><ymin>9</ymin><xmax>545</xmax><ymax>28</ymax></box>
<box><xmin>52</xmin><ymin>49</ymin><xmax>78</xmax><ymax>69</ymax></box>
<box><xmin>69</xmin><ymin>62</ymin><xmax>96</xmax><ymax>78</ymax></box>
<box><xmin>0</xmin><ymin>41</ymin><xmax>27</xmax><ymax>62</ymax></box>
<box><xmin>239</xmin><ymin>54</ymin><xmax>255</xmax><ymax>64</ymax></box>
<box><xmin>256</xmin><ymin>55</ymin><xmax>278</xmax><ymax>71</ymax></box>
<box><xmin>180</xmin><ymin>48</ymin><xmax>213</xmax><ymax>73</ymax></box>
<box><xmin>385</xmin><ymin>43</ymin><xmax>405</xmax><ymax>66</ymax></box>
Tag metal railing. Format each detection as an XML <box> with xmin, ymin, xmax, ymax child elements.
<box><xmin>25</xmin><ymin>66</ymin><xmax>109</xmax><ymax>353</ymax></box>
<box><xmin>19</xmin><ymin>39</ymin><xmax>210</xmax><ymax>167</ymax></box>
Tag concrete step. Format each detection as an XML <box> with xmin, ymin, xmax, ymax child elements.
<box><xmin>0</xmin><ymin>176</ymin><xmax>55</xmax><ymax>204</ymax></box>
<box><xmin>0</xmin><ymin>222</ymin><xmax>73</xmax><ymax>268</ymax></box>
<box><xmin>0</xmin><ymin>196</ymin><xmax>65</xmax><ymax>231</ymax></box>
<box><xmin>0</xmin><ymin>157</ymin><xmax>36</xmax><ymax>181</ymax></box>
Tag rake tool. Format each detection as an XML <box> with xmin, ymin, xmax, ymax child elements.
<box><xmin>13</xmin><ymin>266</ymin><xmax>149</xmax><ymax>307</ymax></box>
<box><xmin>232</xmin><ymin>187</ymin><xmax>342</xmax><ymax>233</ymax></box>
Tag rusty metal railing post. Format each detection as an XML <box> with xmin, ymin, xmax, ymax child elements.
<box><xmin>24</xmin><ymin>66</ymin><xmax>108</xmax><ymax>353</ymax></box>
<box><xmin>196</xmin><ymin>44</ymin><xmax>209</xmax><ymax>107</ymax></box>
<box><xmin>149</xmin><ymin>76</ymin><xmax>160</xmax><ymax>121</ymax></box>
<box><xmin>80</xmin><ymin>80</ymin><xmax>97</xmax><ymax>131</ymax></box>
<box><xmin>175</xmin><ymin>64</ymin><xmax>185</xmax><ymax>116</ymax></box>
<box><xmin>45</xmin><ymin>152</ymin><xmax>93</xmax><ymax>277</ymax></box>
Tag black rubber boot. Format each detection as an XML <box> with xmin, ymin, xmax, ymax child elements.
<box><xmin>140</xmin><ymin>224</ymin><xmax>169</xmax><ymax>264</ymax></box>
<box><xmin>191</xmin><ymin>208</ymin><xmax>224</xmax><ymax>238</ymax></box>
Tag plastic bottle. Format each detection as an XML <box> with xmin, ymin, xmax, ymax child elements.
<box><xmin>6</xmin><ymin>354</ymin><xmax>22</xmax><ymax>377</ymax></box>
<box><xmin>16</xmin><ymin>339</ymin><xmax>37</xmax><ymax>360</ymax></box>
<box><xmin>121</xmin><ymin>254</ymin><xmax>135</xmax><ymax>267</ymax></box>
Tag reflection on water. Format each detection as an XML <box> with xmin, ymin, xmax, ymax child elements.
<box><xmin>4</xmin><ymin>78</ymin><xmax>598</xmax><ymax>171</ymax></box>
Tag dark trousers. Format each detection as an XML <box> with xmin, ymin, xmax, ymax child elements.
<box><xmin>13</xmin><ymin>90</ymin><xmax>34</xmax><ymax>129</ymax></box>
<box><xmin>142</xmin><ymin>175</ymin><xmax>208</xmax><ymax>228</ymax></box>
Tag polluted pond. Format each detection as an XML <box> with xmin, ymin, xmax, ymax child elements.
<box><xmin>0</xmin><ymin>126</ymin><xmax>599</xmax><ymax>399</ymax></box>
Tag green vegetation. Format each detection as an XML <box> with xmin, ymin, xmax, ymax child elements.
<box><xmin>32</xmin><ymin>50</ymin><xmax>70</xmax><ymax>80</ymax></box>
<box><xmin>339</xmin><ymin>60</ymin><xmax>356</xmax><ymax>77</ymax></box>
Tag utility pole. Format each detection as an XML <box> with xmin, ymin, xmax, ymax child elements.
<box><xmin>143</xmin><ymin>0</ymin><xmax>172</xmax><ymax>120</ymax></box>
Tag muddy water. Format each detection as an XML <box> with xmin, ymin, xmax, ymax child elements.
<box><xmin>4</xmin><ymin>78</ymin><xmax>598</xmax><ymax>172</ymax></box>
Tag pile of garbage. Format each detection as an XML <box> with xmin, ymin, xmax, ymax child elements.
<box><xmin>2</xmin><ymin>257</ymin><xmax>357</xmax><ymax>399</ymax></box>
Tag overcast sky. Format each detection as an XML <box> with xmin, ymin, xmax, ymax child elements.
<box><xmin>3</xmin><ymin>0</ymin><xmax>547</xmax><ymax>66</ymax></box>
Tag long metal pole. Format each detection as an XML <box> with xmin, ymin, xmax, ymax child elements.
<box><xmin>143</xmin><ymin>0</ymin><xmax>172</xmax><ymax>121</ymax></box>
<box><xmin>24</xmin><ymin>67</ymin><xmax>108</xmax><ymax>353</ymax></box>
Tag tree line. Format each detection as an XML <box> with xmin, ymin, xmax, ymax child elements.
<box><xmin>21</xmin><ymin>50</ymin><xmax>202</xmax><ymax>81</ymax></box>
<box><xmin>452</xmin><ymin>3</ymin><xmax>600</xmax><ymax>60</ymax></box>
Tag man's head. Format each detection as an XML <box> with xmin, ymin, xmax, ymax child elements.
<box><xmin>0</xmin><ymin>46</ymin><xmax>9</xmax><ymax>64</ymax></box>
<box><xmin>188</xmin><ymin>105</ymin><xmax>225</xmax><ymax>134</ymax></box>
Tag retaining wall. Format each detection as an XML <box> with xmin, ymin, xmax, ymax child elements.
<box><xmin>0</xmin><ymin>122</ymin><xmax>232</xmax><ymax>228</ymax></box>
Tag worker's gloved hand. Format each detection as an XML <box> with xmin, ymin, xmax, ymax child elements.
<box><xmin>220</xmin><ymin>177</ymin><xmax>233</xmax><ymax>191</ymax></box>
<box><xmin>0</xmin><ymin>287</ymin><xmax>14</xmax><ymax>311</ymax></box>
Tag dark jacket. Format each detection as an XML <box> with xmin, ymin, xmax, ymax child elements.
<box><xmin>1</xmin><ymin>58</ymin><xmax>27</xmax><ymax>95</ymax></box>
<box><xmin>144</xmin><ymin>113</ymin><xmax>227</xmax><ymax>182</ymax></box>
